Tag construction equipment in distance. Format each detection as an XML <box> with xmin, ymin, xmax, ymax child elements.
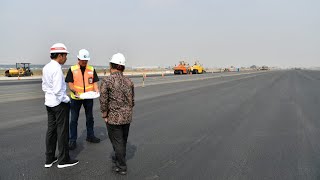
<box><xmin>5</xmin><ymin>63</ymin><xmax>33</xmax><ymax>77</ymax></box>
<box><xmin>260</xmin><ymin>66</ymin><xmax>269</xmax><ymax>70</ymax></box>
<box><xmin>173</xmin><ymin>61</ymin><xmax>190</xmax><ymax>75</ymax></box>
<box><xmin>189</xmin><ymin>61</ymin><xmax>205</xmax><ymax>74</ymax></box>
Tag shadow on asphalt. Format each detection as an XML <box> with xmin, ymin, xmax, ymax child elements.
<box><xmin>70</xmin><ymin>126</ymin><xmax>108</xmax><ymax>158</ymax></box>
<box><xmin>93</xmin><ymin>126</ymin><xmax>109</xmax><ymax>141</ymax></box>
<box><xmin>126</xmin><ymin>142</ymin><xmax>137</xmax><ymax>160</ymax></box>
<box><xmin>68</xmin><ymin>125</ymin><xmax>137</xmax><ymax>162</ymax></box>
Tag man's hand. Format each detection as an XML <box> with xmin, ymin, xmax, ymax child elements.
<box><xmin>74</xmin><ymin>92</ymin><xmax>80</xmax><ymax>98</ymax></box>
<box><xmin>102</xmin><ymin>112</ymin><xmax>108</xmax><ymax>122</ymax></box>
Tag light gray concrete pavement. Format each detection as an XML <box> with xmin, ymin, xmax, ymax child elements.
<box><xmin>1</xmin><ymin>70</ymin><xmax>320</xmax><ymax>180</ymax></box>
<box><xmin>0</xmin><ymin>71</ymin><xmax>262</xmax><ymax>103</ymax></box>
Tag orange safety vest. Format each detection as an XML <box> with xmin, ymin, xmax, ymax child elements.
<box><xmin>70</xmin><ymin>64</ymin><xmax>95</xmax><ymax>100</ymax></box>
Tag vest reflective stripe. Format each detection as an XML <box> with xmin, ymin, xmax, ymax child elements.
<box><xmin>70</xmin><ymin>64</ymin><xmax>94</xmax><ymax>100</ymax></box>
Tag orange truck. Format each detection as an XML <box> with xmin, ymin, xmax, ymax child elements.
<box><xmin>173</xmin><ymin>61</ymin><xmax>190</xmax><ymax>75</ymax></box>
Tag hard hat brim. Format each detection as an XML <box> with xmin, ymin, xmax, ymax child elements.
<box><xmin>50</xmin><ymin>50</ymin><xmax>69</xmax><ymax>54</ymax></box>
<box><xmin>109</xmin><ymin>59</ymin><xmax>125</xmax><ymax>66</ymax></box>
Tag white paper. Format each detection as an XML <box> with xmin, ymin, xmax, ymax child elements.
<box><xmin>79</xmin><ymin>91</ymin><xmax>100</xmax><ymax>99</ymax></box>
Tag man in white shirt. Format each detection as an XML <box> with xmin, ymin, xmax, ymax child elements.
<box><xmin>42</xmin><ymin>43</ymin><xmax>79</xmax><ymax>168</ymax></box>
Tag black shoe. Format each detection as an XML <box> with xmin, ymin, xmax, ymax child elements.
<box><xmin>44</xmin><ymin>157</ymin><xmax>58</xmax><ymax>168</ymax></box>
<box><xmin>69</xmin><ymin>141</ymin><xmax>77</xmax><ymax>150</ymax></box>
<box><xmin>57</xmin><ymin>159</ymin><xmax>79</xmax><ymax>169</ymax></box>
<box><xmin>112</xmin><ymin>166</ymin><xmax>120</xmax><ymax>172</ymax></box>
<box><xmin>112</xmin><ymin>166</ymin><xmax>127</xmax><ymax>175</ymax></box>
<box><xmin>118</xmin><ymin>169</ymin><xmax>127</xmax><ymax>175</ymax></box>
<box><xmin>86</xmin><ymin>136</ymin><xmax>100</xmax><ymax>143</ymax></box>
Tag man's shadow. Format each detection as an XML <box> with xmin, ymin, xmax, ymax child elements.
<box><xmin>69</xmin><ymin>126</ymin><xmax>137</xmax><ymax>161</ymax></box>
<box><xmin>126</xmin><ymin>142</ymin><xmax>137</xmax><ymax>160</ymax></box>
<box><xmin>70</xmin><ymin>126</ymin><xmax>108</xmax><ymax>158</ymax></box>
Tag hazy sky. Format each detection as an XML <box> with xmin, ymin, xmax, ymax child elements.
<box><xmin>1</xmin><ymin>0</ymin><xmax>319</xmax><ymax>68</ymax></box>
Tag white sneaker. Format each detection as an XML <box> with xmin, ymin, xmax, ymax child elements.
<box><xmin>44</xmin><ymin>157</ymin><xmax>58</xmax><ymax>168</ymax></box>
<box><xmin>57</xmin><ymin>159</ymin><xmax>79</xmax><ymax>169</ymax></box>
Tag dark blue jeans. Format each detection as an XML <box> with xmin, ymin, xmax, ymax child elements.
<box><xmin>70</xmin><ymin>99</ymin><xmax>95</xmax><ymax>142</ymax></box>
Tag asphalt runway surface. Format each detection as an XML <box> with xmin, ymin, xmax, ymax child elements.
<box><xmin>1</xmin><ymin>70</ymin><xmax>320</xmax><ymax>180</ymax></box>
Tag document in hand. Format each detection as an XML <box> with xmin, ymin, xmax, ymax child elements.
<box><xmin>79</xmin><ymin>91</ymin><xmax>100</xmax><ymax>99</ymax></box>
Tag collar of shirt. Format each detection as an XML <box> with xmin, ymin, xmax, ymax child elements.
<box><xmin>80</xmin><ymin>65</ymin><xmax>86</xmax><ymax>74</ymax></box>
<box><xmin>111</xmin><ymin>71</ymin><xmax>123</xmax><ymax>76</ymax></box>
<box><xmin>50</xmin><ymin>59</ymin><xmax>61</xmax><ymax>67</ymax></box>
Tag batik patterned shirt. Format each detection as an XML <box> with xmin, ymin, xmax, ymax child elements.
<box><xmin>99</xmin><ymin>72</ymin><xmax>134</xmax><ymax>125</ymax></box>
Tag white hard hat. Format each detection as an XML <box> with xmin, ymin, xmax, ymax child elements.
<box><xmin>50</xmin><ymin>43</ymin><xmax>69</xmax><ymax>54</ymax></box>
<box><xmin>77</xmin><ymin>49</ymin><xmax>90</xmax><ymax>61</ymax></box>
<box><xmin>110</xmin><ymin>53</ymin><xmax>126</xmax><ymax>66</ymax></box>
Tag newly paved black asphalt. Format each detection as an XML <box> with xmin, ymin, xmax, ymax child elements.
<box><xmin>1</xmin><ymin>70</ymin><xmax>320</xmax><ymax>180</ymax></box>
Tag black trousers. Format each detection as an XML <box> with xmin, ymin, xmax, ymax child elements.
<box><xmin>106</xmin><ymin>123</ymin><xmax>130</xmax><ymax>170</ymax></box>
<box><xmin>45</xmin><ymin>102</ymin><xmax>70</xmax><ymax>163</ymax></box>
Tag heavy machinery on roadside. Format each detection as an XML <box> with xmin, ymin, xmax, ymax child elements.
<box><xmin>189</xmin><ymin>61</ymin><xmax>205</xmax><ymax>74</ymax></box>
<box><xmin>5</xmin><ymin>63</ymin><xmax>33</xmax><ymax>77</ymax></box>
<box><xmin>173</xmin><ymin>61</ymin><xmax>190</xmax><ymax>75</ymax></box>
<box><xmin>261</xmin><ymin>66</ymin><xmax>269</xmax><ymax>70</ymax></box>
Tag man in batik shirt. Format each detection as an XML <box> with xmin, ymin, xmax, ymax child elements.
<box><xmin>99</xmin><ymin>53</ymin><xmax>134</xmax><ymax>175</ymax></box>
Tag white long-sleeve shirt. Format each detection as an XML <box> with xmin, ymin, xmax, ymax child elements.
<box><xmin>42</xmin><ymin>60</ymin><xmax>70</xmax><ymax>107</ymax></box>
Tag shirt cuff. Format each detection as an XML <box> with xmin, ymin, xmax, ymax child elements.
<box><xmin>63</xmin><ymin>96</ymin><xmax>70</xmax><ymax>103</ymax></box>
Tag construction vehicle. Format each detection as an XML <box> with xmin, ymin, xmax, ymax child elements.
<box><xmin>5</xmin><ymin>63</ymin><xmax>33</xmax><ymax>77</ymax></box>
<box><xmin>224</xmin><ymin>68</ymin><xmax>230</xmax><ymax>72</ymax></box>
<box><xmin>173</xmin><ymin>61</ymin><xmax>190</xmax><ymax>75</ymax></box>
<box><xmin>261</xmin><ymin>66</ymin><xmax>269</xmax><ymax>70</ymax></box>
<box><xmin>189</xmin><ymin>61</ymin><xmax>205</xmax><ymax>74</ymax></box>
